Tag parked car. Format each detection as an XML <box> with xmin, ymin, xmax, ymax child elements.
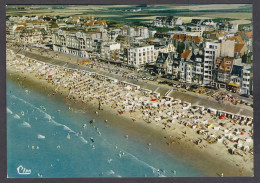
<box><xmin>240</xmin><ymin>100</ymin><xmax>245</xmax><ymax>104</ymax></box>
<box><xmin>205</xmin><ymin>86</ymin><xmax>218</xmax><ymax>90</ymax></box>
<box><xmin>190</xmin><ymin>84</ymin><xmax>199</xmax><ymax>89</ymax></box>
<box><xmin>159</xmin><ymin>81</ymin><xmax>170</xmax><ymax>84</ymax></box>
<box><xmin>240</xmin><ymin>94</ymin><xmax>250</xmax><ymax>98</ymax></box>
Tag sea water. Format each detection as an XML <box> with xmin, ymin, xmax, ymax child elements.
<box><xmin>7</xmin><ymin>79</ymin><xmax>205</xmax><ymax>178</ymax></box>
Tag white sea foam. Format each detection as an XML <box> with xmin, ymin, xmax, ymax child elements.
<box><xmin>10</xmin><ymin>95</ymin><xmax>164</xmax><ymax>176</ymax></box>
<box><xmin>14</xmin><ymin>114</ymin><xmax>20</xmax><ymax>119</ymax></box>
<box><xmin>7</xmin><ymin>107</ymin><xmax>13</xmax><ymax>114</ymax></box>
<box><xmin>37</xmin><ymin>134</ymin><xmax>45</xmax><ymax>139</ymax></box>
<box><xmin>10</xmin><ymin>95</ymin><xmax>89</xmax><ymax>146</ymax></box>
<box><xmin>21</xmin><ymin>121</ymin><xmax>31</xmax><ymax>128</ymax></box>
<box><xmin>79</xmin><ymin>137</ymin><xmax>88</xmax><ymax>144</ymax></box>
<box><xmin>124</xmin><ymin>151</ymin><xmax>157</xmax><ymax>173</ymax></box>
<box><xmin>107</xmin><ymin>158</ymin><xmax>113</xmax><ymax>163</ymax></box>
<box><xmin>103</xmin><ymin>138</ymin><xmax>161</xmax><ymax>176</ymax></box>
<box><xmin>107</xmin><ymin>170</ymin><xmax>115</xmax><ymax>175</ymax></box>
<box><xmin>63</xmin><ymin>126</ymin><xmax>74</xmax><ymax>133</ymax></box>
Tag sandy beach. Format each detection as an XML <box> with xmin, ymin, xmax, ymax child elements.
<box><xmin>6</xmin><ymin>49</ymin><xmax>254</xmax><ymax>177</ymax></box>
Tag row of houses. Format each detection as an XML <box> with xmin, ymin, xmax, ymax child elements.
<box><xmin>6</xmin><ymin>15</ymin><xmax>253</xmax><ymax>94</ymax></box>
<box><xmin>153</xmin><ymin>41</ymin><xmax>252</xmax><ymax>94</ymax></box>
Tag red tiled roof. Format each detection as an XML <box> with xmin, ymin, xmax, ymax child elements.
<box><xmin>215</xmin><ymin>57</ymin><xmax>234</xmax><ymax>72</ymax></box>
<box><xmin>172</xmin><ymin>34</ymin><xmax>202</xmax><ymax>44</ymax></box>
<box><xmin>86</xmin><ymin>19</ymin><xmax>95</xmax><ymax>25</ymax></box>
<box><xmin>245</xmin><ymin>32</ymin><xmax>253</xmax><ymax>38</ymax></box>
<box><xmin>193</xmin><ymin>36</ymin><xmax>202</xmax><ymax>44</ymax></box>
<box><xmin>172</xmin><ymin>34</ymin><xmax>179</xmax><ymax>39</ymax></box>
<box><xmin>234</xmin><ymin>43</ymin><xmax>245</xmax><ymax>52</ymax></box>
<box><xmin>95</xmin><ymin>20</ymin><xmax>107</xmax><ymax>25</ymax></box>
<box><xmin>226</xmin><ymin>36</ymin><xmax>244</xmax><ymax>44</ymax></box>
<box><xmin>181</xmin><ymin>50</ymin><xmax>191</xmax><ymax>59</ymax></box>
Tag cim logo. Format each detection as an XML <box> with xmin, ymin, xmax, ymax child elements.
<box><xmin>17</xmin><ymin>165</ymin><xmax>31</xmax><ymax>175</ymax></box>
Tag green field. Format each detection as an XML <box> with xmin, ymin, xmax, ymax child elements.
<box><xmin>6</xmin><ymin>4</ymin><xmax>252</xmax><ymax>25</ymax></box>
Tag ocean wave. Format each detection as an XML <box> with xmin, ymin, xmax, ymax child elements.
<box><xmin>14</xmin><ymin>114</ymin><xmax>20</xmax><ymax>119</ymax></box>
<box><xmin>79</xmin><ymin>137</ymin><xmax>88</xmax><ymax>144</ymax></box>
<box><xmin>7</xmin><ymin>107</ymin><xmax>13</xmax><ymax>114</ymax></box>
<box><xmin>10</xmin><ymin>95</ymin><xmax>89</xmax><ymax>146</ymax></box>
<box><xmin>21</xmin><ymin>121</ymin><xmax>31</xmax><ymax>128</ymax></box>
<box><xmin>37</xmin><ymin>134</ymin><xmax>46</xmax><ymax>139</ymax></box>
<box><xmin>102</xmin><ymin>138</ymin><xmax>161</xmax><ymax>176</ymax></box>
<box><xmin>124</xmin><ymin>151</ymin><xmax>157</xmax><ymax>173</ymax></box>
<box><xmin>106</xmin><ymin>170</ymin><xmax>115</xmax><ymax>175</ymax></box>
<box><xmin>63</xmin><ymin>126</ymin><xmax>74</xmax><ymax>133</ymax></box>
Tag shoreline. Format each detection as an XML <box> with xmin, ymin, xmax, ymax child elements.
<box><xmin>6</xmin><ymin>64</ymin><xmax>254</xmax><ymax>177</ymax></box>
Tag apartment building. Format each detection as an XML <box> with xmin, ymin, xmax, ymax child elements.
<box><xmin>220</xmin><ymin>39</ymin><xmax>235</xmax><ymax>57</ymax></box>
<box><xmin>178</xmin><ymin>49</ymin><xmax>192</xmax><ymax>83</ymax></box>
<box><xmin>100</xmin><ymin>42</ymin><xmax>121</xmax><ymax>61</ymax></box>
<box><xmin>215</xmin><ymin>57</ymin><xmax>234</xmax><ymax>84</ymax></box>
<box><xmin>153</xmin><ymin>16</ymin><xmax>182</xmax><ymax>27</ymax></box>
<box><xmin>127</xmin><ymin>45</ymin><xmax>155</xmax><ymax>67</ymax></box>
<box><xmin>203</xmin><ymin>41</ymin><xmax>220</xmax><ymax>85</ymax></box>
<box><xmin>192</xmin><ymin>57</ymin><xmax>204</xmax><ymax>84</ymax></box>
<box><xmin>241</xmin><ymin>67</ymin><xmax>252</xmax><ymax>95</ymax></box>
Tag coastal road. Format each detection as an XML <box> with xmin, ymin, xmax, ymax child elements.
<box><xmin>9</xmin><ymin>48</ymin><xmax>253</xmax><ymax>117</ymax></box>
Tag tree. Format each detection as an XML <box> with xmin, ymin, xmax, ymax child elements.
<box><xmin>176</xmin><ymin>42</ymin><xmax>185</xmax><ymax>57</ymax></box>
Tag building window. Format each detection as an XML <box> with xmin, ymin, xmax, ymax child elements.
<box><xmin>226</xmin><ymin>61</ymin><xmax>231</xmax><ymax>64</ymax></box>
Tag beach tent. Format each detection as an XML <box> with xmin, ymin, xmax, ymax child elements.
<box><xmin>220</xmin><ymin>114</ymin><xmax>225</xmax><ymax>119</ymax></box>
<box><xmin>243</xmin><ymin>145</ymin><xmax>249</xmax><ymax>151</ymax></box>
<box><xmin>208</xmin><ymin>108</ymin><xmax>217</xmax><ymax>115</ymax></box>
<box><xmin>166</xmin><ymin>111</ymin><xmax>172</xmax><ymax>116</ymax></box>
<box><xmin>172</xmin><ymin>115</ymin><xmax>178</xmax><ymax>119</ymax></box>
<box><xmin>152</xmin><ymin>103</ymin><xmax>158</xmax><ymax>108</ymax></box>
<box><xmin>214</xmin><ymin>126</ymin><xmax>220</xmax><ymax>131</ymax></box>
<box><xmin>246</xmin><ymin>138</ymin><xmax>252</xmax><ymax>143</ymax></box>
<box><xmin>202</xmin><ymin>120</ymin><xmax>208</xmax><ymax>125</ymax></box>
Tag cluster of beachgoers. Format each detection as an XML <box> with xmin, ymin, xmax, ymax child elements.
<box><xmin>6</xmin><ymin>49</ymin><xmax>254</xmax><ymax>176</ymax></box>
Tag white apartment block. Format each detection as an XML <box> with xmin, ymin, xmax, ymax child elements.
<box><xmin>127</xmin><ymin>45</ymin><xmax>155</xmax><ymax>67</ymax></box>
<box><xmin>138</xmin><ymin>27</ymin><xmax>149</xmax><ymax>38</ymax></box>
<box><xmin>127</xmin><ymin>27</ymin><xmax>135</xmax><ymax>36</ymax></box>
<box><xmin>153</xmin><ymin>16</ymin><xmax>182</xmax><ymax>27</ymax></box>
<box><xmin>220</xmin><ymin>39</ymin><xmax>235</xmax><ymax>57</ymax></box>
<box><xmin>53</xmin><ymin>30</ymin><xmax>92</xmax><ymax>58</ymax></box>
<box><xmin>192</xmin><ymin>58</ymin><xmax>204</xmax><ymax>84</ymax></box>
<box><xmin>100</xmin><ymin>42</ymin><xmax>121</xmax><ymax>61</ymax></box>
<box><xmin>203</xmin><ymin>42</ymin><xmax>220</xmax><ymax>85</ymax></box>
<box><xmin>178</xmin><ymin>61</ymin><xmax>193</xmax><ymax>83</ymax></box>
<box><xmin>241</xmin><ymin>68</ymin><xmax>251</xmax><ymax>94</ymax></box>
